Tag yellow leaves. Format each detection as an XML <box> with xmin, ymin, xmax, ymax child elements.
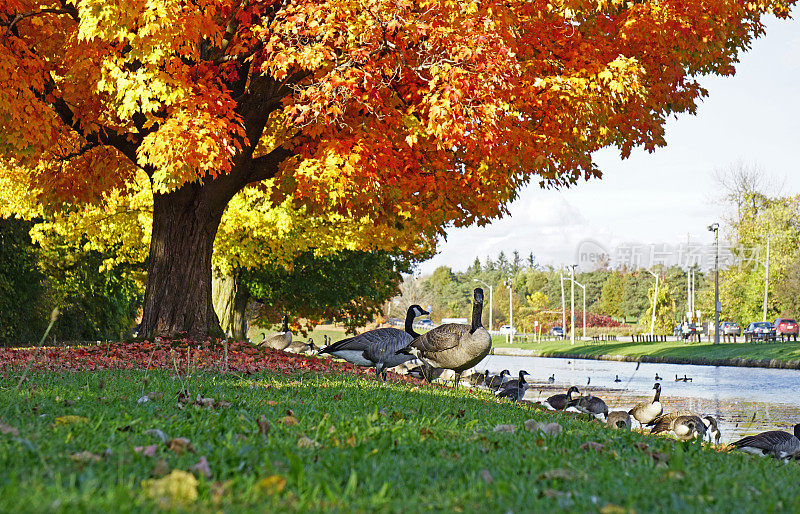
<box><xmin>256</xmin><ymin>475</ymin><xmax>286</xmax><ymax>495</ymax></box>
<box><xmin>142</xmin><ymin>469</ymin><xmax>199</xmax><ymax>508</ymax></box>
<box><xmin>55</xmin><ymin>415</ymin><xmax>89</xmax><ymax>426</ymax></box>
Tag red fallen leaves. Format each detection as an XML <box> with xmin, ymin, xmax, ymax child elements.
<box><xmin>0</xmin><ymin>341</ymin><xmax>423</xmax><ymax>383</ymax></box>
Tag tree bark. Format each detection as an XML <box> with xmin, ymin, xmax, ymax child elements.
<box><xmin>212</xmin><ymin>268</ymin><xmax>250</xmax><ymax>340</ymax></box>
<box><xmin>139</xmin><ymin>182</ymin><xmax>235</xmax><ymax>339</ymax></box>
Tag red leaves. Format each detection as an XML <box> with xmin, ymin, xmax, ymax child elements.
<box><xmin>0</xmin><ymin>341</ymin><xmax>365</xmax><ymax>376</ymax></box>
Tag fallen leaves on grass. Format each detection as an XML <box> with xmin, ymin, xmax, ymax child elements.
<box><xmin>54</xmin><ymin>415</ymin><xmax>88</xmax><ymax>426</ymax></box>
<box><xmin>192</xmin><ymin>456</ymin><xmax>212</xmax><ymax>478</ymax></box>
<box><xmin>539</xmin><ymin>468</ymin><xmax>574</xmax><ymax>481</ymax></box>
<box><xmin>152</xmin><ymin>458</ymin><xmax>170</xmax><ymax>477</ymax></box>
<box><xmin>297</xmin><ymin>436</ymin><xmax>319</xmax><ymax>448</ymax></box>
<box><xmin>257</xmin><ymin>415</ymin><xmax>271</xmax><ymax>435</ymax></box>
<box><xmin>257</xmin><ymin>475</ymin><xmax>287</xmax><ymax>495</ymax></box>
<box><xmin>278</xmin><ymin>415</ymin><xmax>299</xmax><ymax>426</ymax></box>
<box><xmin>0</xmin><ymin>422</ymin><xmax>19</xmax><ymax>436</ymax></box>
<box><xmin>493</xmin><ymin>424</ymin><xmax>516</xmax><ymax>433</ymax></box>
<box><xmin>70</xmin><ymin>451</ymin><xmax>102</xmax><ymax>463</ymax></box>
<box><xmin>142</xmin><ymin>469</ymin><xmax>198</xmax><ymax>508</ymax></box>
<box><xmin>580</xmin><ymin>441</ymin><xmax>605</xmax><ymax>452</ymax></box>
<box><xmin>145</xmin><ymin>429</ymin><xmax>168</xmax><ymax>442</ymax></box>
<box><xmin>135</xmin><ymin>444</ymin><xmax>158</xmax><ymax>457</ymax></box>
<box><xmin>600</xmin><ymin>504</ymin><xmax>630</xmax><ymax>514</ymax></box>
<box><xmin>479</xmin><ymin>469</ymin><xmax>493</xmax><ymax>484</ymax></box>
<box><xmin>166</xmin><ymin>437</ymin><xmax>194</xmax><ymax>454</ymax></box>
<box><xmin>524</xmin><ymin>420</ymin><xmax>562</xmax><ymax>436</ymax></box>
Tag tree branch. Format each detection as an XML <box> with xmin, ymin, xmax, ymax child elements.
<box><xmin>1</xmin><ymin>6</ymin><xmax>78</xmax><ymax>33</ymax></box>
<box><xmin>246</xmin><ymin>145</ymin><xmax>294</xmax><ymax>184</ymax></box>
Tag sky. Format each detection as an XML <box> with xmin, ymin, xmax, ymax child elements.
<box><xmin>417</xmin><ymin>15</ymin><xmax>800</xmax><ymax>276</ymax></box>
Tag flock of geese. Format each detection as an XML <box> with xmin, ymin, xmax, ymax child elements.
<box><xmin>255</xmin><ymin>288</ymin><xmax>800</xmax><ymax>463</ymax></box>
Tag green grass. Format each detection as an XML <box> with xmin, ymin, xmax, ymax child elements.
<box><xmin>1</xmin><ymin>369</ymin><xmax>799</xmax><ymax>512</ymax></box>
<box><xmin>494</xmin><ymin>338</ymin><xmax>800</xmax><ymax>364</ymax></box>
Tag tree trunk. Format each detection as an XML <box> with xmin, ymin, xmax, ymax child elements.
<box><xmin>212</xmin><ymin>268</ymin><xmax>250</xmax><ymax>340</ymax></box>
<box><xmin>139</xmin><ymin>183</ymin><xmax>234</xmax><ymax>339</ymax></box>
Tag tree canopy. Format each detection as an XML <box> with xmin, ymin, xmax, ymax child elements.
<box><xmin>0</xmin><ymin>0</ymin><xmax>794</xmax><ymax>338</ymax></box>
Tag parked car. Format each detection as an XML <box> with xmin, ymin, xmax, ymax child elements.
<box><xmin>499</xmin><ymin>325</ymin><xmax>516</xmax><ymax>335</ymax></box>
<box><xmin>743</xmin><ymin>322</ymin><xmax>776</xmax><ymax>342</ymax></box>
<box><xmin>550</xmin><ymin>326</ymin><xmax>565</xmax><ymax>339</ymax></box>
<box><xmin>416</xmin><ymin>319</ymin><xmax>435</xmax><ymax>328</ymax></box>
<box><xmin>773</xmin><ymin>318</ymin><xmax>799</xmax><ymax>341</ymax></box>
<box><xmin>720</xmin><ymin>321</ymin><xmax>741</xmax><ymax>336</ymax></box>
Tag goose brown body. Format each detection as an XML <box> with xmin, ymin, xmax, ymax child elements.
<box><xmin>259</xmin><ymin>315</ymin><xmax>292</xmax><ymax>350</ymax></box>
<box><xmin>405</xmin><ymin>288</ymin><xmax>492</xmax><ymax>388</ymax></box>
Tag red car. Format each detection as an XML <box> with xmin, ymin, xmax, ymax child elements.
<box><xmin>773</xmin><ymin>318</ymin><xmax>799</xmax><ymax>341</ymax></box>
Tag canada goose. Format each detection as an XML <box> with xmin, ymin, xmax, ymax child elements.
<box><xmin>259</xmin><ymin>315</ymin><xmax>293</xmax><ymax>350</ymax></box>
<box><xmin>403</xmin><ymin>288</ymin><xmax>492</xmax><ymax>388</ymax></box>
<box><xmin>318</xmin><ymin>305</ymin><xmax>429</xmax><ymax>380</ymax></box>
<box><xmin>675</xmin><ymin>374</ymin><xmax>682</xmax><ymax>381</ymax></box>
<box><xmin>606</xmin><ymin>411</ymin><xmax>632</xmax><ymax>431</ymax></box>
<box><xmin>284</xmin><ymin>338</ymin><xmax>318</xmax><ymax>355</ymax></box>
<box><xmin>566</xmin><ymin>393</ymin><xmax>609</xmax><ymax>421</ymax></box>
<box><xmin>498</xmin><ymin>370</ymin><xmax>530</xmax><ymax>392</ymax></box>
<box><xmin>672</xmin><ymin>415</ymin><xmax>707</xmax><ymax>441</ymax></box>
<box><xmin>647</xmin><ymin>410</ymin><xmax>703</xmax><ymax>435</ymax></box>
<box><xmin>543</xmin><ymin>386</ymin><xmax>580</xmax><ymax>411</ymax></box>
<box><xmin>628</xmin><ymin>383</ymin><xmax>663</xmax><ymax>428</ymax></box>
<box><xmin>486</xmin><ymin>370</ymin><xmax>511</xmax><ymax>390</ymax></box>
<box><xmin>732</xmin><ymin>424</ymin><xmax>800</xmax><ymax>461</ymax></box>
<box><xmin>497</xmin><ymin>384</ymin><xmax>528</xmax><ymax>402</ymax></box>
<box><xmin>548</xmin><ymin>374</ymin><xmax>555</xmax><ymax>383</ymax></box>
<box><xmin>587</xmin><ymin>377</ymin><xmax>591</xmax><ymax>386</ymax></box>
<box><xmin>614</xmin><ymin>375</ymin><xmax>622</xmax><ymax>383</ymax></box>
<box><xmin>655</xmin><ymin>373</ymin><xmax>662</xmax><ymax>381</ymax></box>
<box><xmin>702</xmin><ymin>415</ymin><xmax>721</xmax><ymax>444</ymax></box>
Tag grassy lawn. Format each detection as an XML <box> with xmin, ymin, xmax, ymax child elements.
<box><xmin>493</xmin><ymin>337</ymin><xmax>800</xmax><ymax>364</ymax></box>
<box><xmin>2</xmin><ymin>365</ymin><xmax>799</xmax><ymax>512</ymax></box>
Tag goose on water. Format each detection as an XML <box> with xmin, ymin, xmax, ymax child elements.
<box><xmin>542</xmin><ymin>386</ymin><xmax>580</xmax><ymax>411</ymax></box>
<box><xmin>731</xmin><ymin>423</ymin><xmax>800</xmax><ymax>461</ymax></box>
<box><xmin>566</xmin><ymin>393</ymin><xmax>609</xmax><ymax>421</ymax></box>
<box><xmin>401</xmin><ymin>288</ymin><xmax>492</xmax><ymax>389</ymax></box>
<box><xmin>258</xmin><ymin>314</ymin><xmax>293</xmax><ymax>350</ymax></box>
<box><xmin>628</xmin><ymin>383</ymin><xmax>663</xmax><ymax>428</ymax></box>
<box><xmin>606</xmin><ymin>411</ymin><xmax>632</xmax><ymax>431</ymax></box>
<box><xmin>655</xmin><ymin>373</ymin><xmax>662</xmax><ymax>381</ymax></box>
<box><xmin>548</xmin><ymin>374</ymin><xmax>555</xmax><ymax>383</ymax></box>
<box><xmin>318</xmin><ymin>305</ymin><xmax>429</xmax><ymax>380</ymax></box>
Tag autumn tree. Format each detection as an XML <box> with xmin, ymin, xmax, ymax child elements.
<box><xmin>1</xmin><ymin>0</ymin><xmax>794</xmax><ymax>338</ymax></box>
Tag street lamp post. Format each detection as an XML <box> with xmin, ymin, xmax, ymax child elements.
<box><xmin>472</xmin><ymin>279</ymin><xmax>493</xmax><ymax>332</ymax></box>
<box><xmin>646</xmin><ymin>269</ymin><xmax>659</xmax><ymax>337</ymax></box>
<box><xmin>560</xmin><ymin>272</ymin><xmax>566</xmax><ymax>333</ymax></box>
<box><xmin>763</xmin><ymin>234</ymin><xmax>771</xmax><ymax>322</ymax></box>
<box><xmin>569</xmin><ymin>265</ymin><xmax>577</xmax><ymax>345</ymax></box>
<box><xmin>708</xmin><ymin>223</ymin><xmax>720</xmax><ymax>345</ymax></box>
<box><xmin>572</xmin><ymin>278</ymin><xmax>586</xmax><ymax>340</ymax></box>
<box><xmin>504</xmin><ymin>279</ymin><xmax>514</xmax><ymax>344</ymax></box>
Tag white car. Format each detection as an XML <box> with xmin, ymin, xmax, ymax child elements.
<box><xmin>499</xmin><ymin>325</ymin><xmax>516</xmax><ymax>335</ymax></box>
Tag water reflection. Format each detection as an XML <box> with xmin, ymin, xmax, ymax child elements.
<box><xmin>479</xmin><ymin>355</ymin><xmax>800</xmax><ymax>444</ymax></box>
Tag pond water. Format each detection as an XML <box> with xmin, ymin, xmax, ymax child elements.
<box><xmin>478</xmin><ymin>354</ymin><xmax>800</xmax><ymax>444</ymax></box>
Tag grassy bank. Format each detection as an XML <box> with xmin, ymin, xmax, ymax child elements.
<box><xmin>2</xmin><ymin>365</ymin><xmax>799</xmax><ymax>512</ymax></box>
<box><xmin>492</xmin><ymin>338</ymin><xmax>800</xmax><ymax>366</ymax></box>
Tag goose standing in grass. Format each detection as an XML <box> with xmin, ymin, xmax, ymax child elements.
<box><xmin>259</xmin><ymin>315</ymin><xmax>293</xmax><ymax>350</ymax></box>
<box><xmin>542</xmin><ymin>386</ymin><xmax>580</xmax><ymax>411</ymax></box>
<box><xmin>566</xmin><ymin>393</ymin><xmax>609</xmax><ymax>421</ymax></box>
<box><xmin>671</xmin><ymin>415</ymin><xmax>707</xmax><ymax>441</ymax></box>
<box><xmin>647</xmin><ymin>410</ymin><xmax>704</xmax><ymax>437</ymax></box>
<box><xmin>702</xmin><ymin>415</ymin><xmax>721</xmax><ymax>444</ymax></box>
<box><xmin>284</xmin><ymin>338</ymin><xmax>319</xmax><ymax>355</ymax></box>
<box><xmin>318</xmin><ymin>305</ymin><xmax>429</xmax><ymax>380</ymax></box>
<box><xmin>628</xmin><ymin>383</ymin><xmax>663</xmax><ymax>429</ymax></box>
<box><xmin>402</xmin><ymin>288</ymin><xmax>492</xmax><ymax>388</ymax></box>
<box><xmin>731</xmin><ymin>424</ymin><xmax>800</xmax><ymax>461</ymax></box>
<box><xmin>606</xmin><ymin>411</ymin><xmax>632</xmax><ymax>431</ymax></box>
<box><xmin>497</xmin><ymin>383</ymin><xmax>528</xmax><ymax>402</ymax></box>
